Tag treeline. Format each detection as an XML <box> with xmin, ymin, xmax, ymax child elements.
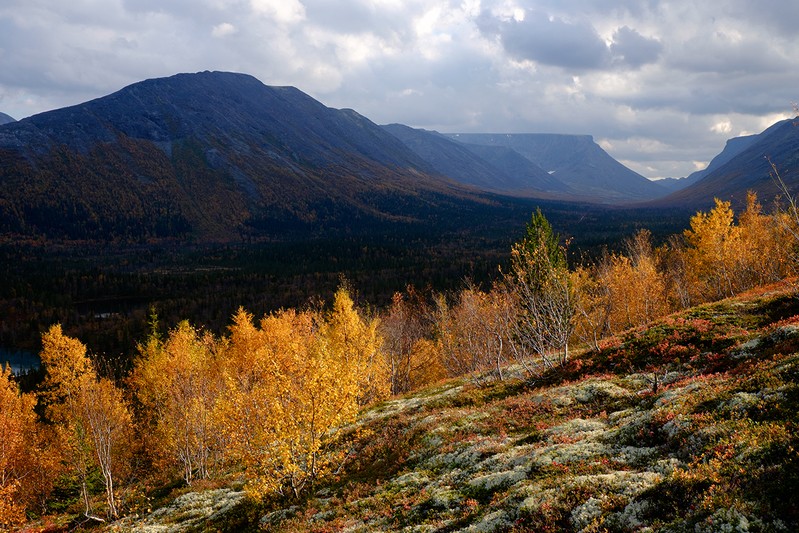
<box><xmin>1</xmin><ymin>193</ymin><xmax>795</xmax><ymax>528</ymax></box>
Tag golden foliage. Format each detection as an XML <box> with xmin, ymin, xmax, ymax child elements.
<box><xmin>380</xmin><ymin>289</ymin><xmax>445</xmax><ymax>394</ymax></box>
<box><xmin>0</xmin><ymin>366</ymin><xmax>41</xmax><ymax>530</ymax></box>
<box><xmin>681</xmin><ymin>193</ymin><xmax>791</xmax><ymax>302</ymax></box>
<box><xmin>435</xmin><ymin>286</ymin><xmax>516</xmax><ymax>383</ymax></box>
<box><xmin>131</xmin><ymin>321</ymin><xmax>224</xmax><ymax>485</ymax></box>
<box><xmin>220</xmin><ymin>302</ymin><xmax>363</xmax><ymax>499</ymax></box>
<box><xmin>38</xmin><ymin>324</ymin><xmax>133</xmax><ymax>519</ymax></box>
<box><xmin>575</xmin><ymin>230</ymin><xmax>670</xmax><ymax>341</ymax></box>
<box><xmin>322</xmin><ymin>288</ymin><xmax>390</xmax><ymax>406</ymax></box>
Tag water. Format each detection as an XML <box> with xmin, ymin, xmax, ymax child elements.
<box><xmin>0</xmin><ymin>350</ymin><xmax>40</xmax><ymax>374</ymax></box>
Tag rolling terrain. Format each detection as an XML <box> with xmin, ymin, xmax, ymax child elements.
<box><xmin>119</xmin><ymin>281</ymin><xmax>799</xmax><ymax>532</ymax></box>
<box><xmin>0</xmin><ymin>71</ymin><xmax>693</xmax><ymax>359</ymax></box>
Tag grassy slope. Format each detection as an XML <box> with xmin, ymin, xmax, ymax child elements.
<box><xmin>123</xmin><ymin>283</ymin><xmax>799</xmax><ymax>532</ymax></box>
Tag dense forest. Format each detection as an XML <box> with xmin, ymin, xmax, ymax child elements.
<box><xmin>0</xmin><ymin>199</ymin><xmax>692</xmax><ymax>365</ymax></box>
<box><xmin>1</xmin><ymin>191</ymin><xmax>796</xmax><ymax>530</ymax></box>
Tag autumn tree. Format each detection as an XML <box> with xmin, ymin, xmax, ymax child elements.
<box><xmin>505</xmin><ymin>209</ymin><xmax>576</xmax><ymax>373</ymax></box>
<box><xmin>681</xmin><ymin>194</ymin><xmax>791</xmax><ymax>302</ymax></box>
<box><xmin>434</xmin><ymin>285</ymin><xmax>515</xmax><ymax>384</ymax></box>
<box><xmin>570</xmin><ymin>265</ymin><xmax>610</xmax><ymax>352</ymax></box>
<box><xmin>0</xmin><ymin>365</ymin><xmax>55</xmax><ymax>530</ymax></box>
<box><xmin>219</xmin><ymin>306</ymin><xmax>362</xmax><ymax>499</ymax></box>
<box><xmin>38</xmin><ymin>325</ymin><xmax>132</xmax><ymax>520</ymax></box>
<box><xmin>131</xmin><ymin>321</ymin><xmax>223</xmax><ymax>485</ymax></box>
<box><xmin>321</xmin><ymin>287</ymin><xmax>389</xmax><ymax>406</ymax></box>
<box><xmin>737</xmin><ymin>191</ymin><xmax>791</xmax><ymax>286</ymax></box>
<box><xmin>380</xmin><ymin>288</ymin><xmax>444</xmax><ymax>395</ymax></box>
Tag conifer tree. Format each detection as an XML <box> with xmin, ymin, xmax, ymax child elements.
<box><xmin>506</xmin><ymin>209</ymin><xmax>575</xmax><ymax>372</ymax></box>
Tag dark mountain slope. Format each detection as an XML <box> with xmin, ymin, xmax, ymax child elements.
<box><xmin>382</xmin><ymin>124</ymin><xmax>570</xmax><ymax>196</ymax></box>
<box><xmin>657</xmin><ymin>134</ymin><xmax>761</xmax><ymax>193</ymax></box>
<box><xmin>0</xmin><ymin>112</ymin><xmax>14</xmax><ymax>125</ymax></box>
<box><xmin>448</xmin><ymin>133</ymin><xmax>668</xmax><ymax>203</ymax></box>
<box><xmin>0</xmin><ymin>72</ymin><xmax>496</xmax><ymax>242</ymax></box>
<box><xmin>654</xmin><ymin>118</ymin><xmax>799</xmax><ymax>208</ymax></box>
<box><xmin>687</xmin><ymin>134</ymin><xmax>760</xmax><ymax>183</ymax></box>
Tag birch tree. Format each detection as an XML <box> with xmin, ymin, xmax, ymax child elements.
<box><xmin>505</xmin><ymin>209</ymin><xmax>576</xmax><ymax>374</ymax></box>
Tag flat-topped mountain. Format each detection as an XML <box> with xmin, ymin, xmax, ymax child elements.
<box><xmin>381</xmin><ymin>124</ymin><xmax>571</xmax><ymax>197</ymax></box>
<box><xmin>446</xmin><ymin>133</ymin><xmax>668</xmax><ymax>203</ymax></box>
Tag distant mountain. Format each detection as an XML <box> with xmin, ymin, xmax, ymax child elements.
<box><xmin>654</xmin><ymin>118</ymin><xmax>799</xmax><ymax>208</ymax></box>
<box><xmin>0</xmin><ymin>71</ymin><xmax>502</xmax><ymax>242</ymax></box>
<box><xmin>0</xmin><ymin>112</ymin><xmax>14</xmax><ymax>125</ymax></box>
<box><xmin>382</xmin><ymin>124</ymin><xmax>571</xmax><ymax>196</ymax></box>
<box><xmin>447</xmin><ymin>133</ymin><xmax>668</xmax><ymax>203</ymax></box>
<box><xmin>657</xmin><ymin>134</ymin><xmax>761</xmax><ymax>194</ymax></box>
<box><xmin>653</xmin><ymin>176</ymin><xmax>700</xmax><ymax>193</ymax></box>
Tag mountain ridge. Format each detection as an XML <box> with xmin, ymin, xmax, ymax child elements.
<box><xmin>446</xmin><ymin>133</ymin><xmax>668</xmax><ymax>203</ymax></box>
<box><xmin>0</xmin><ymin>71</ymin><xmax>503</xmax><ymax>242</ymax></box>
<box><xmin>381</xmin><ymin>123</ymin><xmax>571</xmax><ymax>197</ymax></box>
<box><xmin>652</xmin><ymin>117</ymin><xmax>799</xmax><ymax>207</ymax></box>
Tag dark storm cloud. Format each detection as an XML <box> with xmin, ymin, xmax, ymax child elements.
<box><xmin>610</xmin><ymin>26</ymin><xmax>662</xmax><ymax>68</ymax></box>
<box><xmin>479</xmin><ymin>10</ymin><xmax>610</xmax><ymax>70</ymax></box>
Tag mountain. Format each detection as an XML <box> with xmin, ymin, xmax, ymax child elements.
<box><xmin>655</xmin><ymin>118</ymin><xmax>799</xmax><ymax>207</ymax></box>
<box><xmin>652</xmin><ymin>175</ymin><xmax>700</xmax><ymax>193</ymax></box>
<box><xmin>447</xmin><ymin>133</ymin><xmax>668</xmax><ymax>203</ymax></box>
<box><xmin>657</xmin><ymin>133</ymin><xmax>762</xmax><ymax>194</ymax></box>
<box><xmin>0</xmin><ymin>71</ymin><xmax>501</xmax><ymax>242</ymax></box>
<box><xmin>0</xmin><ymin>112</ymin><xmax>14</xmax><ymax>125</ymax></box>
<box><xmin>382</xmin><ymin>124</ymin><xmax>571</xmax><ymax>196</ymax></box>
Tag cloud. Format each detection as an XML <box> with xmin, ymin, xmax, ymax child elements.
<box><xmin>479</xmin><ymin>9</ymin><xmax>610</xmax><ymax>70</ymax></box>
<box><xmin>250</xmin><ymin>0</ymin><xmax>306</xmax><ymax>24</ymax></box>
<box><xmin>1</xmin><ymin>0</ymin><xmax>798</xmax><ymax>180</ymax></box>
<box><xmin>610</xmin><ymin>26</ymin><xmax>662</xmax><ymax>68</ymax></box>
<box><xmin>211</xmin><ymin>22</ymin><xmax>236</xmax><ymax>38</ymax></box>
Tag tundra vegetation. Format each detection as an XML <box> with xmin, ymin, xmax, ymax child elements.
<box><xmin>1</xmin><ymin>192</ymin><xmax>798</xmax><ymax>531</ymax></box>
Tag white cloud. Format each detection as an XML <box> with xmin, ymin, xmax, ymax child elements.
<box><xmin>711</xmin><ymin>120</ymin><xmax>733</xmax><ymax>135</ymax></box>
<box><xmin>250</xmin><ymin>0</ymin><xmax>306</xmax><ymax>23</ymax></box>
<box><xmin>211</xmin><ymin>22</ymin><xmax>236</xmax><ymax>38</ymax></box>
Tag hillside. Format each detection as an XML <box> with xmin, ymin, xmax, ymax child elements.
<box><xmin>0</xmin><ymin>71</ymin><xmax>493</xmax><ymax>242</ymax></box>
<box><xmin>447</xmin><ymin>133</ymin><xmax>668</xmax><ymax>204</ymax></box>
<box><xmin>382</xmin><ymin>124</ymin><xmax>570</xmax><ymax>197</ymax></box>
<box><xmin>0</xmin><ymin>112</ymin><xmax>14</xmax><ymax>125</ymax></box>
<box><xmin>655</xmin><ymin>118</ymin><xmax>799</xmax><ymax>208</ymax></box>
<box><xmin>120</xmin><ymin>282</ymin><xmax>799</xmax><ymax>532</ymax></box>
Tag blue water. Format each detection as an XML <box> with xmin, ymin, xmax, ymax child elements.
<box><xmin>0</xmin><ymin>350</ymin><xmax>40</xmax><ymax>374</ymax></box>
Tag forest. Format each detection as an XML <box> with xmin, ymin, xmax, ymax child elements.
<box><xmin>1</xmin><ymin>191</ymin><xmax>797</xmax><ymax>530</ymax></box>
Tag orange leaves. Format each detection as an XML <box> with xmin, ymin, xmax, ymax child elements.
<box><xmin>0</xmin><ymin>365</ymin><xmax>43</xmax><ymax>530</ymax></box>
<box><xmin>131</xmin><ymin>287</ymin><xmax>389</xmax><ymax>501</ymax></box>
<box><xmin>434</xmin><ymin>286</ymin><xmax>516</xmax><ymax>383</ymax></box>
<box><xmin>131</xmin><ymin>321</ymin><xmax>224</xmax><ymax>485</ymax></box>
<box><xmin>220</xmin><ymin>290</ymin><xmax>378</xmax><ymax>499</ymax></box>
<box><xmin>581</xmin><ymin>229</ymin><xmax>670</xmax><ymax>338</ymax></box>
<box><xmin>681</xmin><ymin>193</ymin><xmax>792</xmax><ymax>302</ymax></box>
<box><xmin>322</xmin><ymin>288</ymin><xmax>389</xmax><ymax>406</ymax></box>
<box><xmin>38</xmin><ymin>324</ymin><xmax>133</xmax><ymax>519</ymax></box>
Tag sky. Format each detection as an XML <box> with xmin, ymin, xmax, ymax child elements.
<box><xmin>1</xmin><ymin>1</ymin><xmax>797</xmax><ymax>180</ymax></box>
